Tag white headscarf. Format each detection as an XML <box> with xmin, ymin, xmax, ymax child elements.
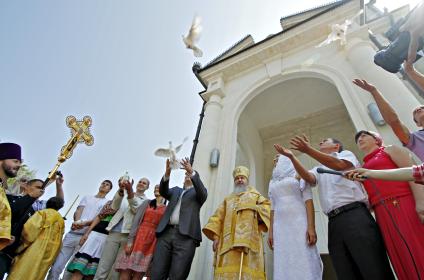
<box><xmin>271</xmin><ymin>155</ymin><xmax>307</xmax><ymax>191</ymax></box>
<box><xmin>271</xmin><ymin>155</ymin><xmax>296</xmax><ymax>181</ymax></box>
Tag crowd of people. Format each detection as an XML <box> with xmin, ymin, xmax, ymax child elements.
<box><xmin>1</xmin><ymin>3</ymin><xmax>424</xmax><ymax>280</ymax></box>
<box><xmin>0</xmin><ymin>151</ymin><xmax>208</xmax><ymax>280</ymax></box>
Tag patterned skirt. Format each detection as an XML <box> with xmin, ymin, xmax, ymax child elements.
<box><xmin>67</xmin><ymin>231</ymin><xmax>108</xmax><ymax>276</ymax></box>
<box><xmin>115</xmin><ymin>223</ymin><xmax>157</xmax><ymax>273</ymax></box>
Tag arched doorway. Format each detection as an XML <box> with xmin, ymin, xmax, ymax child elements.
<box><xmin>236</xmin><ymin>76</ymin><xmax>362</xmax><ymax>279</ymax></box>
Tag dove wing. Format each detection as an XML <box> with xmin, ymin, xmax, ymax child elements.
<box><xmin>349</xmin><ymin>9</ymin><xmax>363</xmax><ymax>23</ymax></box>
<box><xmin>154</xmin><ymin>148</ymin><xmax>172</xmax><ymax>158</ymax></box>
<box><xmin>316</xmin><ymin>33</ymin><xmax>336</xmax><ymax>48</ymax></box>
<box><xmin>175</xmin><ymin>137</ymin><xmax>189</xmax><ymax>153</ymax></box>
<box><xmin>187</xmin><ymin>16</ymin><xmax>202</xmax><ymax>43</ymax></box>
<box><xmin>174</xmin><ymin>143</ymin><xmax>184</xmax><ymax>153</ymax></box>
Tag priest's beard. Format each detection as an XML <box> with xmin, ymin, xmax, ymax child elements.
<box><xmin>1</xmin><ymin>162</ymin><xmax>18</xmax><ymax>178</ymax></box>
<box><xmin>233</xmin><ymin>183</ymin><xmax>247</xmax><ymax>194</ymax></box>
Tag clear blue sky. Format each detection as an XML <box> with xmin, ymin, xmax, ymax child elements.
<box><xmin>0</xmin><ymin>0</ymin><xmax>418</xmax><ymax>222</ymax></box>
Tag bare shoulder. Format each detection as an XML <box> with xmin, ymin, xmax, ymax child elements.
<box><xmin>385</xmin><ymin>145</ymin><xmax>408</xmax><ymax>155</ymax></box>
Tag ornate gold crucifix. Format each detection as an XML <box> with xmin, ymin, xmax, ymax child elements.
<box><xmin>42</xmin><ymin>115</ymin><xmax>94</xmax><ymax>188</ymax></box>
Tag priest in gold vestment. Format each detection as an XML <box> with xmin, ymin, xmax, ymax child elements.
<box><xmin>0</xmin><ymin>143</ymin><xmax>23</xmax><ymax>250</ymax></box>
<box><xmin>203</xmin><ymin>166</ymin><xmax>271</xmax><ymax>280</ymax></box>
<box><xmin>8</xmin><ymin>197</ymin><xmax>65</xmax><ymax>280</ymax></box>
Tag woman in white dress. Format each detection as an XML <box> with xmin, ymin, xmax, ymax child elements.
<box><xmin>268</xmin><ymin>147</ymin><xmax>323</xmax><ymax>280</ymax></box>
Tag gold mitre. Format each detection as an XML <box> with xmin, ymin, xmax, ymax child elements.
<box><xmin>233</xmin><ymin>166</ymin><xmax>250</xmax><ymax>179</ymax></box>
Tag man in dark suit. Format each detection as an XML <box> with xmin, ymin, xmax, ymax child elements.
<box><xmin>151</xmin><ymin>157</ymin><xmax>207</xmax><ymax>280</ymax></box>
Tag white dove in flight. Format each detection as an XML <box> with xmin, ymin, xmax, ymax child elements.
<box><xmin>154</xmin><ymin>137</ymin><xmax>189</xmax><ymax>169</ymax></box>
<box><xmin>182</xmin><ymin>16</ymin><xmax>203</xmax><ymax>57</ymax></box>
<box><xmin>316</xmin><ymin>9</ymin><xmax>363</xmax><ymax>48</ymax></box>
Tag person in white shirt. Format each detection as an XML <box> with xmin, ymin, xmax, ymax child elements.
<box><xmin>93</xmin><ymin>177</ymin><xmax>148</xmax><ymax>280</ymax></box>
<box><xmin>277</xmin><ymin>135</ymin><xmax>394</xmax><ymax>280</ymax></box>
<box><xmin>47</xmin><ymin>180</ymin><xmax>113</xmax><ymax>280</ymax></box>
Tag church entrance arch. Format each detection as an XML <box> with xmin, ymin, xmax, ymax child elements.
<box><xmin>233</xmin><ymin>67</ymin><xmax>371</xmax><ymax>279</ymax></box>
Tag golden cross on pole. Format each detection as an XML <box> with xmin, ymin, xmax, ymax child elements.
<box><xmin>42</xmin><ymin>115</ymin><xmax>94</xmax><ymax>188</ymax></box>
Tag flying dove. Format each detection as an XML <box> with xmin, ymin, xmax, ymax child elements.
<box><xmin>182</xmin><ymin>16</ymin><xmax>203</xmax><ymax>57</ymax></box>
<box><xmin>316</xmin><ymin>9</ymin><xmax>363</xmax><ymax>47</ymax></box>
<box><xmin>154</xmin><ymin>137</ymin><xmax>189</xmax><ymax>169</ymax></box>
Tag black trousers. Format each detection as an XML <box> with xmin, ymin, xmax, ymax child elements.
<box><xmin>150</xmin><ymin>226</ymin><xmax>197</xmax><ymax>280</ymax></box>
<box><xmin>0</xmin><ymin>252</ymin><xmax>12</xmax><ymax>279</ymax></box>
<box><xmin>328</xmin><ymin>204</ymin><xmax>395</xmax><ymax>280</ymax></box>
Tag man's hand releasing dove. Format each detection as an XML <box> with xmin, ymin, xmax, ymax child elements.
<box><xmin>182</xmin><ymin>15</ymin><xmax>203</xmax><ymax>57</ymax></box>
<box><xmin>154</xmin><ymin>137</ymin><xmax>189</xmax><ymax>169</ymax></box>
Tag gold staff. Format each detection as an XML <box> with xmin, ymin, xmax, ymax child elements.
<box><xmin>238</xmin><ymin>249</ymin><xmax>245</xmax><ymax>280</ymax></box>
<box><xmin>42</xmin><ymin>115</ymin><xmax>94</xmax><ymax>188</ymax></box>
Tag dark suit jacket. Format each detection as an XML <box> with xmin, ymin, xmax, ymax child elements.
<box><xmin>156</xmin><ymin>171</ymin><xmax>207</xmax><ymax>244</ymax></box>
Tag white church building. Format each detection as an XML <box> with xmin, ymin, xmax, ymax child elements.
<box><xmin>188</xmin><ymin>0</ymin><xmax>424</xmax><ymax>279</ymax></box>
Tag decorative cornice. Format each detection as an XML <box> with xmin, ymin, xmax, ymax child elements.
<box><xmin>205</xmin><ymin>35</ymin><xmax>254</xmax><ymax>67</ymax></box>
<box><xmin>198</xmin><ymin>1</ymin><xmax>360</xmax><ymax>82</ymax></box>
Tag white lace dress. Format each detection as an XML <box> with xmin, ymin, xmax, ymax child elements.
<box><xmin>268</xmin><ymin>156</ymin><xmax>323</xmax><ymax>280</ymax></box>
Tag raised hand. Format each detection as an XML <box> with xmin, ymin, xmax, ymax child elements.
<box><xmin>180</xmin><ymin>157</ymin><xmax>193</xmax><ymax>175</ymax></box>
<box><xmin>118</xmin><ymin>179</ymin><xmax>132</xmax><ymax>190</ymax></box>
<box><xmin>165</xmin><ymin>159</ymin><xmax>171</xmax><ymax>177</ymax></box>
<box><xmin>274</xmin><ymin>144</ymin><xmax>294</xmax><ymax>159</ymax></box>
<box><xmin>290</xmin><ymin>134</ymin><xmax>312</xmax><ymax>153</ymax></box>
<box><xmin>352</xmin><ymin>79</ymin><xmax>377</xmax><ymax>93</ymax></box>
<box><xmin>403</xmin><ymin>60</ymin><xmax>415</xmax><ymax>75</ymax></box>
<box><xmin>124</xmin><ymin>179</ymin><xmax>134</xmax><ymax>193</ymax></box>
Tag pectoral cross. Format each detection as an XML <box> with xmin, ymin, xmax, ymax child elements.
<box><xmin>42</xmin><ymin>115</ymin><xmax>94</xmax><ymax>188</ymax></box>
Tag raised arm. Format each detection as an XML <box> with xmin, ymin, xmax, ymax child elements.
<box><xmin>352</xmin><ymin>79</ymin><xmax>410</xmax><ymax>145</ymax></box>
<box><xmin>181</xmin><ymin>157</ymin><xmax>207</xmax><ymax>204</ymax></box>
<box><xmin>55</xmin><ymin>175</ymin><xmax>65</xmax><ymax>202</ymax></box>
<box><xmin>346</xmin><ymin>167</ymin><xmax>414</xmax><ymax>181</ymax></box>
<box><xmin>401</xmin><ymin>2</ymin><xmax>424</xmax><ymax>63</ymax></box>
<box><xmin>191</xmin><ymin>172</ymin><xmax>207</xmax><ymax>204</ymax></box>
<box><xmin>159</xmin><ymin>159</ymin><xmax>172</xmax><ymax>200</ymax></box>
<box><xmin>274</xmin><ymin>144</ymin><xmax>316</xmax><ymax>184</ymax></box>
<box><xmin>111</xmin><ymin>190</ymin><xmax>124</xmax><ymax>211</ymax></box>
<box><xmin>123</xmin><ymin>180</ymin><xmax>144</xmax><ymax>214</ymax></box>
<box><xmin>404</xmin><ymin>61</ymin><xmax>424</xmax><ymax>91</ymax></box>
<box><xmin>289</xmin><ymin>136</ymin><xmax>352</xmax><ymax>171</ymax></box>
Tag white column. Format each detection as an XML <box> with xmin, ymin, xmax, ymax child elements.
<box><xmin>346</xmin><ymin>38</ymin><xmax>420</xmax><ymax>143</ymax></box>
<box><xmin>189</xmin><ymin>85</ymin><xmax>224</xmax><ymax>280</ymax></box>
<box><xmin>192</xmin><ymin>93</ymin><xmax>223</xmax><ymax>186</ymax></box>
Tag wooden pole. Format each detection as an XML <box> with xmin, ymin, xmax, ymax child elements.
<box><xmin>63</xmin><ymin>194</ymin><xmax>79</xmax><ymax>220</ymax></box>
